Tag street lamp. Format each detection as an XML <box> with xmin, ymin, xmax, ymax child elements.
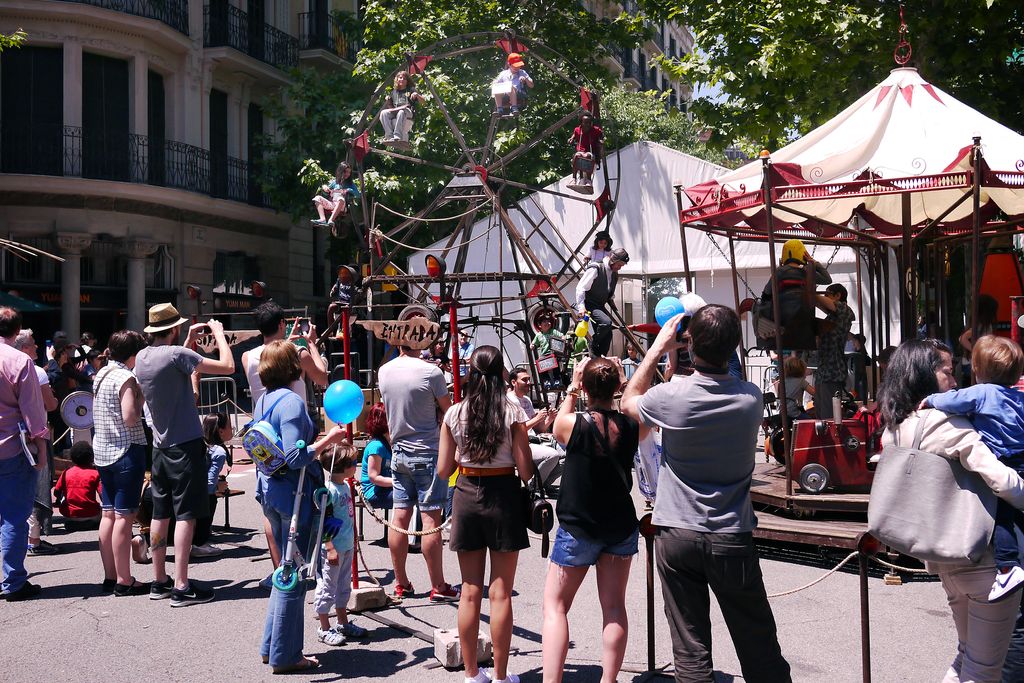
<box><xmin>185</xmin><ymin>284</ymin><xmax>203</xmax><ymax>323</ymax></box>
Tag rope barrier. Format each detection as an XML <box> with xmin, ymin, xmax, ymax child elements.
<box><xmin>375</xmin><ymin>200</ymin><xmax>485</xmax><ymax>223</ymax></box>
<box><xmin>869</xmin><ymin>554</ymin><xmax>932</xmax><ymax>575</ymax></box>
<box><xmin>765</xmin><ymin>551</ymin><xmax>859</xmax><ymax>598</ymax></box>
<box><xmin>353</xmin><ymin>486</ymin><xmax>452</xmax><ymax>537</ymax></box>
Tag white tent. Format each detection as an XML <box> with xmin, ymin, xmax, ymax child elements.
<box><xmin>406</xmin><ymin>141</ymin><xmax>894</xmax><ymax>366</ymax></box>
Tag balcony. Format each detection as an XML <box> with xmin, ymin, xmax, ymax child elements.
<box><xmin>52</xmin><ymin>0</ymin><xmax>188</xmax><ymax>35</ymax></box>
<box><xmin>298</xmin><ymin>11</ymin><xmax>360</xmax><ymax>64</ymax></box>
<box><xmin>0</xmin><ymin>121</ymin><xmax>268</xmax><ymax>207</ymax></box>
<box><xmin>204</xmin><ymin>4</ymin><xmax>298</xmax><ymax>70</ymax></box>
<box><xmin>644</xmin><ymin>20</ymin><xmax>665</xmax><ymax>54</ymax></box>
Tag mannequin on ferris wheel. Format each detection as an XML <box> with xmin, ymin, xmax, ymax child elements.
<box><xmin>491</xmin><ymin>52</ymin><xmax>533</xmax><ymax>116</ymax></box>
<box><xmin>567</xmin><ymin>112</ymin><xmax>603</xmax><ymax>194</ymax></box>
<box><xmin>380</xmin><ymin>70</ymin><xmax>424</xmax><ymax>150</ymax></box>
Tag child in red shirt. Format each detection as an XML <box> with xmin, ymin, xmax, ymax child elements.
<box><xmin>55</xmin><ymin>441</ymin><xmax>102</xmax><ymax>531</ymax></box>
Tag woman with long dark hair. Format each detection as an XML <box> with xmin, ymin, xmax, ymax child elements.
<box><xmin>542</xmin><ymin>357</ymin><xmax>639</xmax><ymax>683</ymax></box>
<box><xmin>877</xmin><ymin>339</ymin><xmax>1024</xmax><ymax>681</ymax></box>
<box><xmin>438</xmin><ymin>345</ymin><xmax>533</xmax><ymax>683</ymax></box>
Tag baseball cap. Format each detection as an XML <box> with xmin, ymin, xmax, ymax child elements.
<box><xmin>507</xmin><ymin>53</ymin><xmax>525</xmax><ymax>68</ymax></box>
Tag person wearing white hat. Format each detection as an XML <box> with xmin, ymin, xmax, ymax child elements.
<box><xmin>134</xmin><ymin>303</ymin><xmax>235</xmax><ymax>607</ymax></box>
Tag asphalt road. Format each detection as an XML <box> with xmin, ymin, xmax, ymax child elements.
<box><xmin>2</xmin><ymin>462</ymin><xmax>961</xmax><ymax>682</ymax></box>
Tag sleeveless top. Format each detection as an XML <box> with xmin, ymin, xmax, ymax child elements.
<box><xmin>556</xmin><ymin>408</ymin><xmax>640</xmax><ymax>544</ymax></box>
<box><xmin>92</xmin><ymin>361</ymin><xmax>147</xmax><ymax>467</ymax></box>
<box><xmin>246</xmin><ymin>344</ymin><xmax>307</xmax><ymax>406</ymax></box>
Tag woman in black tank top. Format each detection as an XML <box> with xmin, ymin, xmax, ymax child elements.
<box><xmin>543</xmin><ymin>357</ymin><xmax>640</xmax><ymax>683</ymax></box>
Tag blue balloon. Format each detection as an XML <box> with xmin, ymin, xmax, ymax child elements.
<box><xmin>324</xmin><ymin>380</ymin><xmax>364</xmax><ymax>425</ymax></box>
<box><xmin>654</xmin><ymin>296</ymin><xmax>685</xmax><ymax>327</ymax></box>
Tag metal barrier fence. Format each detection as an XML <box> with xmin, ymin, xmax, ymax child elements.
<box><xmin>197</xmin><ymin>376</ymin><xmax>246</xmax><ymax>433</ymax></box>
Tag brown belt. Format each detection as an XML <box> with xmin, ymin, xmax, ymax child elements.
<box><xmin>458</xmin><ymin>466</ymin><xmax>516</xmax><ymax>477</ymax></box>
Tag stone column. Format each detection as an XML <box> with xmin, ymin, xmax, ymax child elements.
<box><xmin>130</xmin><ymin>53</ymin><xmax>149</xmax><ymax>137</ymax></box>
<box><xmin>63</xmin><ymin>41</ymin><xmax>83</xmax><ymax>176</ymax></box>
<box><xmin>120</xmin><ymin>241</ymin><xmax>159</xmax><ymax>331</ymax></box>
<box><xmin>57</xmin><ymin>233</ymin><xmax>93</xmax><ymax>342</ymax></box>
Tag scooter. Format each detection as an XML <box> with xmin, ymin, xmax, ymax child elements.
<box><xmin>271</xmin><ymin>440</ymin><xmax>333</xmax><ymax>592</ymax></box>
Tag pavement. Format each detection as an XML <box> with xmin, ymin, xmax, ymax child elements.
<box><xmin>1</xmin><ymin>460</ymin><xmax>962</xmax><ymax>682</ymax></box>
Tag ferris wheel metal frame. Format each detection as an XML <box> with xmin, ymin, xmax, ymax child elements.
<box><xmin>339</xmin><ymin>30</ymin><xmax>644</xmax><ymax>369</ymax></box>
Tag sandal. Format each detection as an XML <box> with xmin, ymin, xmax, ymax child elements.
<box><xmin>272</xmin><ymin>657</ymin><xmax>320</xmax><ymax>674</ymax></box>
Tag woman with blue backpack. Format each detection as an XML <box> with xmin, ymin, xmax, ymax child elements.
<box><xmin>250</xmin><ymin>340</ymin><xmax>346</xmax><ymax>673</ymax></box>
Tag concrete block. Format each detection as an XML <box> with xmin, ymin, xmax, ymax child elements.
<box><xmin>347</xmin><ymin>585</ymin><xmax>388</xmax><ymax>612</ymax></box>
<box><xmin>433</xmin><ymin>628</ymin><xmax>493</xmax><ymax>669</ymax></box>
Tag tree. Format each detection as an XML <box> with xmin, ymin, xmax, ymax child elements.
<box><xmin>649</xmin><ymin>0</ymin><xmax>1024</xmax><ymax>149</ymax></box>
<box><xmin>260</xmin><ymin>1</ymin><xmax>648</xmax><ymax>226</ymax></box>
<box><xmin>0</xmin><ymin>29</ymin><xmax>26</xmax><ymax>53</ymax></box>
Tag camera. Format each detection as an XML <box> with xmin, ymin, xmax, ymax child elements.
<box><xmin>675</xmin><ymin>315</ymin><xmax>692</xmax><ymax>343</ymax></box>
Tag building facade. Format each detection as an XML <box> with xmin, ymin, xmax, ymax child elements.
<box><xmin>589</xmin><ymin>0</ymin><xmax>694</xmax><ymax>112</ymax></box>
<box><xmin>0</xmin><ymin>0</ymin><xmax>357</xmax><ymax>342</ymax></box>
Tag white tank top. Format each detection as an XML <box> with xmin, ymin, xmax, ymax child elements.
<box><xmin>246</xmin><ymin>344</ymin><xmax>308</xmax><ymax>406</ymax></box>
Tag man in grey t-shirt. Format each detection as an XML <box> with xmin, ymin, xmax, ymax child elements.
<box><xmin>133</xmin><ymin>303</ymin><xmax>234</xmax><ymax>607</ymax></box>
<box><xmin>378</xmin><ymin>346</ymin><xmax>458</xmax><ymax>602</ymax></box>
<box><xmin>622</xmin><ymin>305</ymin><xmax>791</xmax><ymax>682</ymax></box>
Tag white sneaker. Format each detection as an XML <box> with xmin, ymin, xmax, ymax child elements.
<box><xmin>465</xmin><ymin>671</ymin><xmax>489</xmax><ymax>683</ymax></box>
<box><xmin>990</xmin><ymin>566</ymin><xmax>1024</xmax><ymax>602</ymax></box>
<box><xmin>481</xmin><ymin>669</ymin><xmax>519</xmax><ymax>683</ymax></box>
<box><xmin>868</xmin><ymin>453</ymin><xmax>881</xmax><ymax>464</ymax></box>
<box><xmin>190</xmin><ymin>544</ymin><xmax>223</xmax><ymax>558</ymax></box>
<box><xmin>317</xmin><ymin>627</ymin><xmax>345</xmax><ymax>646</ymax></box>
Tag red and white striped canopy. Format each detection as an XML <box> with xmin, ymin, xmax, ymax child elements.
<box><xmin>681</xmin><ymin>68</ymin><xmax>1024</xmax><ymax>238</ymax></box>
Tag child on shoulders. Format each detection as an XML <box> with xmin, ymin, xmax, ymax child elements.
<box><xmin>314</xmin><ymin>442</ymin><xmax>369</xmax><ymax>646</ymax></box>
<box><xmin>921</xmin><ymin>335</ymin><xmax>1024</xmax><ymax>602</ymax></box>
<box><xmin>55</xmin><ymin>441</ymin><xmax>102</xmax><ymax>531</ymax></box>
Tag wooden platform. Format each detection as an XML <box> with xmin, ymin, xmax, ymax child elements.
<box><xmin>751</xmin><ymin>462</ymin><xmax>870</xmax><ymax>514</ymax></box>
<box><xmin>754</xmin><ymin>507</ymin><xmax>868</xmax><ymax>550</ymax></box>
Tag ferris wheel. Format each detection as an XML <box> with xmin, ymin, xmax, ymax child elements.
<box><xmin>337</xmin><ymin>30</ymin><xmax>639</xmax><ymax>368</ymax></box>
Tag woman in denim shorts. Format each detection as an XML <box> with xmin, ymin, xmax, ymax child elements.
<box><xmin>438</xmin><ymin>346</ymin><xmax>534</xmax><ymax>683</ymax></box>
<box><xmin>92</xmin><ymin>330</ymin><xmax>150</xmax><ymax>596</ymax></box>
<box><xmin>543</xmin><ymin>357</ymin><xmax>640</xmax><ymax>683</ymax></box>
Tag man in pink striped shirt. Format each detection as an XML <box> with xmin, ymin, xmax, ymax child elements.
<box><xmin>0</xmin><ymin>306</ymin><xmax>49</xmax><ymax>601</ymax></box>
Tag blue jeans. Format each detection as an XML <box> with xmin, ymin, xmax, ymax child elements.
<box><xmin>97</xmin><ymin>444</ymin><xmax>147</xmax><ymax>514</ymax></box>
<box><xmin>391</xmin><ymin>448</ymin><xmax>446</xmax><ymax>511</ymax></box>
<box><xmin>0</xmin><ymin>456</ymin><xmax>38</xmax><ymax>594</ymax></box>
<box><xmin>550</xmin><ymin>526</ymin><xmax>639</xmax><ymax>567</ymax></box>
<box><xmin>261</xmin><ymin>501</ymin><xmax>313</xmax><ymax>667</ymax></box>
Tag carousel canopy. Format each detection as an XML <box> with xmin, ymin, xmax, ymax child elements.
<box><xmin>681</xmin><ymin>67</ymin><xmax>1024</xmax><ymax>238</ymax></box>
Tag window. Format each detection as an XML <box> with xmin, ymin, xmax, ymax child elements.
<box><xmin>148</xmin><ymin>71</ymin><xmax>166</xmax><ymax>185</ymax></box>
<box><xmin>1</xmin><ymin>47</ymin><xmax>63</xmax><ymax>175</ymax></box>
<box><xmin>83</xmin><ymin>53</ymin><xmax>130</xmax><ymax>181</ymax></box>
<box><xmin>209</xmin><ymin>89</ymin><xmax>228</xmax><ymax>198</ymax></box>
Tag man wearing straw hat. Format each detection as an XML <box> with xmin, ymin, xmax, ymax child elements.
<box><xmin>134</xmin><ymin>303</ymin><xmax>234</xmax><ymax>607</ymax></box>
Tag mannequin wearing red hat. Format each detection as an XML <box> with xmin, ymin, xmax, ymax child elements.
<box><xmin>491</xmin><ymin>53</ymin><xmax>533</xmax><ymax>116</ymax></box>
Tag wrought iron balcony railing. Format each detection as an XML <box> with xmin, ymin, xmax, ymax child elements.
<box><xmin>0</xmin><ymin>122</ymin><xmax>268</xmax><ymax>207</ymax></box>
<box><xmin>298</xmin><ymin>11</ymin><xmax>360</xmax><ymax>63</ymax></box>
<box><xmin>52</xmin><ymin>0</ymin><xmax>189</xmax><ymax>35</ymax></box>
<box><xmin>204</xmin><ymin>4</ymin><xmax>299</xmax><ymax>70</ymax></box>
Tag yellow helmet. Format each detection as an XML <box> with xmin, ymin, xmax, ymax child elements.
<box><xmin>781</xmin><ymin>239</ymin><xmax>807</xmax><ymax>264</ymax></box>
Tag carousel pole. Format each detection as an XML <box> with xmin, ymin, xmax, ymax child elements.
<box><xmin>900</xmin><ymin>193</ymin><xmax>914</xmax><ymax>342</ymax></box>
<box><xmin>727</xmin><ymin>236</ymin><xmax>746</xmax><ymax>377</ymax></box>
<box><xmin>759</xmin><ymin>151</ymin><xmax>792</xmax><ymax>497</ymax></box>
<box><xmin>341</xmin><ymin>306</ymin><xmax>353</xmax><ymax>440</ymax></box>
<box><xmin>450</xmin><ymin>298</ymin><xmax>462</xmax><ymax>403</ymax></box>
<box><xmin>676</xmin><ymin>187</ymin><xmax>694</xmax><ymax>292</ymax></box>
<box><xmin>971</xmin><ymin>136</ymin><xmax>983</xmax><ymax>346</ymax></box>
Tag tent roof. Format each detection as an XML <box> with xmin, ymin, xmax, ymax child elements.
<box><xmin>681</xmin><ymin>68</ymin><xmax>1024</xmax><ymax>238</ymax></box>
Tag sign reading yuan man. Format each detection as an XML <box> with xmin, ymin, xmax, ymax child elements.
<box><xmin>356</xmin><ymin>319</ymin><xmax>440</xmax><ymax>351</ymax></box>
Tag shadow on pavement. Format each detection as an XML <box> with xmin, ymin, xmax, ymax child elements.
<box><xmin>309</xmin><ymin>640</ymin><xmax>436</xmax><ymax>680</ymax></box>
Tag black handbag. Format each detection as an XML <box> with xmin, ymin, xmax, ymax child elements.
<box><xmin>523</xmin><ymin>476</ymin><xmax>554</xmax><ymax>558</ymax></box>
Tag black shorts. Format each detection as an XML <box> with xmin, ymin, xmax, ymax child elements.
<box><xmin>151</xmin><ymin>438</ymin><xmax>209</xmax><ymax>522</ymax></box>
<box><xmin>449</xmin><ymin>473</ymin><xmax>529</xmax><ymax>553</ymax></box>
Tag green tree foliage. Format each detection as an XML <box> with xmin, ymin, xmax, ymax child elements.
<box><xmin>0</xmin><ymin>29</ymin><xmax>27</xmax><ymax>52</ymax></box>
<box><xmin>649</xmin><ymin>0</ymin><xmax>1024</xmax><ymax>149</ymax></box>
